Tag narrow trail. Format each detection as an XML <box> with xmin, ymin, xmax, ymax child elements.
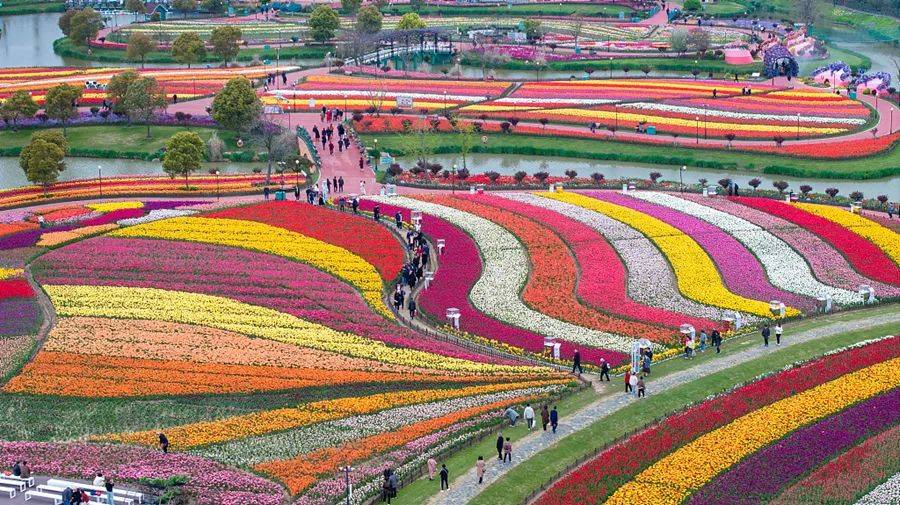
<box><xmin>427</xmin><ymin>309</ymin><xmax>900</xmax><ymax>505</ymax></box>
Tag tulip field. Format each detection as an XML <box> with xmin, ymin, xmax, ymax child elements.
<box><xmin>108</xmin><ymin>19</ymin><xmax>306</xmax><ymax>43</ymax></box>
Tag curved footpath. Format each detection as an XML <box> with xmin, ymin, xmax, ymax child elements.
<box><xmin>428</xmin><ymin>309</ymin><xmax>900</xmax><ymax>505</ymax></box>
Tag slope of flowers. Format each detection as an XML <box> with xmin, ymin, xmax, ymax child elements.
<box><xmin>110</xmin><ymin>19</ymin><xmax>305</xmax><ymax>42</ymax></box>
<box><xmin>794</xmin><ymin>202</ymin><xmax>900</xmax><ymax>266</ymax></box>
<box><xmin>735</xmin><ymin>197</ymin><xmax>900</xmax><ymax>286</ymax></box>
<box><xmin>545</xmin><ymin>192</ymin><xmax>782</xmax><ymax>317</ymax></box>
<box><xmin>537</xmin><ymin>336</ymin><xmax>900</xmax><ymax>505</ymax></box>
<box><xmin>606</xmin><ymin>357</ymin><xmax>900</xmax><ymax>504</ymax></box>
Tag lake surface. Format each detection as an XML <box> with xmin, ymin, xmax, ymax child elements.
<box><xmin>402</xmin><ymin>153</ymin><xmax>900</xmax><ymax>199</ymax></box>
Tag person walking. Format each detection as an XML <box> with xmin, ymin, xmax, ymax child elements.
<box><xmin>407</xmin><ymin>297</ymin><xmax>417</xmax><ymax>319</ymax></box>
<box><xmin>395</xmin><ymin>211</ymin><xmax>403</xmax><ymax>229</ymax></box>
<box><xmin>338</xmin><ymin>176</ymin><xmax>344</xmax><ymax>192</ymax></box>
<box><xmin>699</xmin><ymin>329</ymin><xmax>708</xmax><ymax>352</ymax></box>
<box><xmin>326</xmin><ymin>178</ymin><xmax>332</xmax><ymax>194</ymax></box>
<box><xmin>351</xmin><ymin>197</ymin><xmax>359</xmax><ymax>215</ymax></box>
<box><xmin>774</xmin><ymin>322</ymin><xmax>783</xmax><ymax>345</ymax></box>
<box><xmin>637</xmin><ymin>376</ymin><xmax>646</xmax><ymax>398</ymax></box>
<box><xmin>599</xmin><ymin>358</ymin><xmax>610</xmax><ymax>381</ymax></box>
<box><xmin>572</xmin><ymin>349</ymin><xmax>583</xmax><ymax>376</ymax></box>
<box><xmin>359</xmin><ymin>156</ymin><xmax>365</xmax><ymax>171</ymax></box>
<box><xmin>388</xmin><ymin>471</ymin><xmax>398</xmax><ymax>501</ymax></box>
<box><xmin>888</xmin><ymin>202</ymin><xmax>895</xmax><ymax>219</ymax></box>
<box><xmin>761</xmin><ymin>323</ymin><xmax>771</xmax><ymax>347</ymax></box>
<box><xmin>439</xmin><ymin>464</ymin><xmax>449</xmax><ymax>491</ymax></box>
<box><xmin>629</xmin><ymin>371</ymin><xmax>639</xmax><ymax>398</ymax></box>
<box><xmin>427</xmin><ymin>457</ymin><xmax>437</xmax><ymax>480</ymax></box>
<box><xmin>712</xmin><ymin>329</ymin><xmax>722</xmax><ymax>353</ymax></box>
<box><xmin>374</xmin><ymin>205</ymin><xmax>381</xmax><ymax>222</ymax></box>
<box><xmin>328</xmin><ymin>141</ymin><xmax>334</xmax><ymax>155</ymax></box>
<box><xmin>503</xmin><ymin>438</ymin><xmax>512</xmax><ymax>462</ymax></box>
<box><xmin>495</xmin><ymin>434</ymin><xmax>504</xmax><ymax>460</ymax></box>
<box><xmin>263</xmin><ymin>186</ymin><xmax>270</xmax><ymax>201</ymax></box>
<box><xmin>550</xmin><ymin>406</ymin><xmax>559</xmax><ymax>433</ymax></box>
<box><xmin>332</xmin><ymin>176</ymin><xmax>338</xmax><ymax>193</ymax></box>
<box><xmin>523</xmin><ymin>404</ymin><xmax>535</xmax><ymax>430</ymax></box>
<box><xmin>540</xmin><ymin>405</ymin><xmax>550</xmax><ymax>431</ymax></box>
<box><xmin>105</xmin><ymin>481</ymin><xmax>115</xmax><ymax>505</ymax></box>
<box><xmin>625</xmin><ymin>369</ymin><xmax>632</xmax><ymax>393</ymax></box>
<box><xmin>476</xmin><ymin>456</ymin><xmax>485</xmax><ymax>484</ymax></box>
<box><xmin>158</xmin><ymin>432</ymin><xmax>169</xmax><ymax>453</ymax></box>
<box><xmin>360</xmin><ymin>180</ymin><xmax>367</xmax><ymax>195</ymax></box>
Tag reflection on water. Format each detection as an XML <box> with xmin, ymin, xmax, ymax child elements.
<box><xmin>401</xmin><ymin>153</ymin><xmax>900</xmax><ymax>199</ymax></box>
<box><xmin>0</xmin><ymin>156</ymin><xmax>257</xmax><ymax>189</ymax></box>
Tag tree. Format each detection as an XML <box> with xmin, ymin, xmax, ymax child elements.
<box><xmin>309</xmin><ymin>5</ymin><xmax>341</xmax><ymax>42</ymax></box>
<box><xmin>455</xmin><ymin>122</ymin><xmax>475</xmax><ymax>170</ymax></box>
<box><xmin>251</xmin><ymin>121</ymin><xmax>294</xmax><ymax>185</ymax></box>
<box><xmin>849</xmin><ymin>191</ymin><xmax>864</xmax><ymax>202</ymax></box>
<box><xmin>1</xmin><ymin>90</ymin><xmax>39</xmax><ymax>128</ymax></box>
<box><xmin>172</xmin><ymin>0</ymin><xmax>196</xmax><ymax>18</ymax></box>
<box><xmin>641</xmin><ymin>65</ymin><xmax>652</xmax><ymax>77</ymax></box>
<box><xmin>20</xmin><ymin>135</ymin><xmax>66</xmax><ymax>195</ymax></box>
<box><xmin>649</xmin><ymin>171</ymin><xmax>662</xmax><ymax>183</ymax></box>
<box><xmin>794</xmin><ymin>0</ymin><xmax>819</xmax><ymax>24</ymax></box>
<box><xmin>591</xmin><ymin>172</ymin><xmax>604</xmax><ymax>184</ymax></box>
<box><xmin>748</xmin><ymin>177</ymin><xmax>761</xmax><ymax>192</ymax></box>
<box><xmin>200</xmin><ymin>0</ymin><xmax>226</xmax><ymax>14</ymax></box>
<box><xmin>126</xmin><ymin>32</ymin><xmax>155</xmax><ymax>68</ymax></box>
<box><xmin>19</xmin><ymin>129</ymin><xmax>68</xmax><ymax>188</ymax></box>
<box><xmin>163</xmin><ymin>131</ymin><xmax>204</xmax><ymax>186</ymax></box>
<box><xmin>485</xmin><ymin>171</ymin><xmax>500</xmax><ymax>184</ymax></box>
<box><xmin>356</xmin><ymin>6</ymin><xmax>383</xmax><ymax>34</ymax></box>
<box><xmin>210</xmin><ymin>26</ymin><xmax>241</xmax><ymax>64</ymax></box>
<box><xmin>686</xmin><ymin>28</ymin><xmax>710</xmax><ymax>57</ymax></box>
<box><xmin>125</xmin><ymin>0</ymin><xmax>146</xmax><ymax>19</ymax></box>
<box><xmin>825</xmin><ymin>187</ymin><xmax>839</xmax><ymax>199</ymax></box>
<box><xmin>565</xmin><ymin>170</ymin><xmax>578</xmax><ymax>180</ymax></box>
<box><xmin>106</xmin><ymin>69</ymin><xmax>140</xmax><ymax>115</ymax></box>
<box><xmin>211</xmin><ymin>77</ymin><xmax>262</xmax><ymax>133</ymax></box>
<box><xmin>58</xmin><ymin>9</ymin><xmax>77</xmax><ymax>37</ymax></box>
<box><xmin>799</xmin><ymin>184</ymin><xmax>813</xmax><ymax>197</ymax></box>
<box><xmin>68</xmin><ymin>8</ymin><xmax>103</xmax><ymax>46</ymax></box>
<box><xmin>523</xmin><ymin>19</ymin><xmax>542</xmax><ymax>43</ymax></box>
<box><xmin>683</xmin><ymin>0</ymin><xmax>701</xmax><ymax>11</ymax></box>
<box><xmin>513</xmin><ymin>171</ymin><xmax>527</xmax><ymax>185</ymax></box>
<box><xmin>43</xmin><ymin>84</ymin><xmax>82</xmax><ymax>136</ymax></box>
<box><xmin>773</xmin><ymin>180</ymin><xmax>789</xmax><ymax>193</ymax></box>
<box><xmin>533</xmin><ymin>171</ymin><xmax>550</xmax><ymax>184</ymax></box>
<box><xmin>123</xmin><ymin>76</ymin><xmax>167</xmax><ymax>138</ymax></box>
<box><xmin>397</xmin><ymin>12</ymin><xmax>426</xmax><ymax>30</ymax></box>
<box><xmin>171</xmin><ymin>32</ymin><xmax>206</xmax><ymax>68</ymax></box>
<box><xmin>877</xmin><ymin>195</ymin><xmax>889</xmax><ymax>207</ymax></box>
<box><xmin>341</xmin><ymin>0</ymin><xmax>362</xmax><ymax>14</ymax></box>
<box><xmin>669</xmin><ymin>28</ymin><xmax>689</xmax><ymax>56</ymax></box>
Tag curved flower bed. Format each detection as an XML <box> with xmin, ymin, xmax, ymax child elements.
<box><xmin>497</xmin><ymin>193</ymin><xmax>724</xmax><ymax>332</ymax></box>
<box><xmin>537</xmin><ymin>336</ymin><xmax>900</xmax><ymax>505</ymax></box>
<box><xmin>629</xmin><ymin>192</ymin><xmax>858</xmax><ymax>305</ymax></box>
<box><xmin>856</xmin><ymin>472</ymin><xmax>900</xmax><ymax>504</ymax></box>
<box><xmin>734</xmin><ymin>197</ymin><xmax>900</xmax><ymax>286</ymax></box>
<box><xmin>794</xmin><ymin>202</ymin><xmax>900</xmax><ymax>266</ymax></box>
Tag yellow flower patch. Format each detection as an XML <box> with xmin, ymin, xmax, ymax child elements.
<box><xmin>86</xmin><ymin>201</ymin><xmax>145</xmax><ymax>213</ymax></box>
<box><xmin>794</xmin><ymin>203</ymin><xmax>900</xmax><ymax>266</ymax></box>
<box><xmin>0</xmin><ymin>268</ymin><xmax>23</xmax><ymax>280</ymax></box>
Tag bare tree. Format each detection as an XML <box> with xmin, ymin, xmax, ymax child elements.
<box><xmin>365</xmin><ymin>74</ymin><xmax>388</xmax><ymax>116</ymax></box>
<box><xmin>794</xmin><ymin>0</ymin><xmax>819</xmax><ymax>25</ymax></box>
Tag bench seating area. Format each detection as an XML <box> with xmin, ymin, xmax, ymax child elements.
<box><xmin>0</xmin><ymin>487</ymin><xmax>14</xmax><ymax>500</ymax></box>
<box><xmin>22</xmin><ymin>491</ymin><xmax>61</xmax><ymax>504</ymax></box>
<box><xmin>46</xmin><ymin>480</ymin><xmax>141</xmax><ymax>504</ymax></box>
<box><xmin>0</xmin><ymin>476</ymin><xmax>142</xmax><ymax>505</ymax></box>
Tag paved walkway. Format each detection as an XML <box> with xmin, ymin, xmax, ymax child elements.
<box><xmin>428</xmin><ymin>309</ymin><xmax>900</xmax><ymax>504</ymax></box>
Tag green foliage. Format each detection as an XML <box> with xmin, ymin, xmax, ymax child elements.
<box><xmin>356</xmin><ymin>6</ymin><xmax>383</xmax><ymax>34</ymax></box>
<box><xmin>43</xmin><ymin>84</ymin><xmax>83</xmax><ymax>134</ymax></box>
<box><xmin>683</xmin><ymin>0</ymin><xmax>701</xmax><ymax>11</ymax></box>
<box><xmin>126</xmin><ymin>32</ymin><xmax>155</xmax><ymax>67</ymax></box>
<box><xmin>20</xmin><ymin>130</ymin><xmax>68</xmax><ymax>192</ymax></box>
<box><xmin>123</xmin><ymin>77</ymin><xmax>167</xmax><ymax>138</ymax></box>
<box><xmin>210</xmin><ymin>25</ymin><xmax>242</xmax><ymax>63</ymax></box>
<box><xmin>341</xmin><ymin>0</ymin><xmax>362</xmax><ymax>14</ymax></box>
<box><xmin>200</xmin><ymin>0</ymin><xmax>226</xmax><ymax>14</ymax></box>
<box><xmin>396</xmin><ymin>12</ymin><xmax>426</xmax><ymax>29</ymax></box>
<box><xmin>58</xmin><ymin>9</ymin><xmax>77</xmax><ymax>36</ymax></box>
<box><xmin>1</xmin><ymin>91</ymin><xmax>39</xmax><ymax>127</ymax></box>
<box><xmin>124</xmin><ymin>0</ymin><xmax>146</xmax><ymax>15</ymax></box>
<box><xmin>106</xmin><ymin>70</ymin><xmax>140</xmax><ymax>116</ymax></box>
<box><xmin>68</xmin><ymin>8</ymin><xmax>103</xmax><ymax>46</ymax></box>
<box><xmin>669</xmin><ymin>27</ymin><xmax>689</xmax><ymax>55</ymax></box>
<box><xmin>523</xmin><ymin>19</ymin><xmax>542</xmax><ymax>42</ymax></box>
<box><xmin>171</xmin><ymin>32</ymin><xmax>206</xmax><ymax>68</ymax></box>
<box><xmin>211</xmin><ymin>77</ymin><xmax>262</xmax><ymax>133</ymax></box>
<box><xmin>308</xmin><ymin>5</ymin><xmax>341</xmax><ymax>42</ymax></box>
<box><xmin>171</xmin><ymin>0</ymin><xmax>196</xmax><ymax>16</ymax></box>
<box><xmin>163</xmin><ymin>131</ymin><xmax>204</xmax><ymax>183</ymax></box>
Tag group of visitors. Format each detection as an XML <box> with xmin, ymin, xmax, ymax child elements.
<box><xmin>760</xmin><ymin>322</ymin><xmax>784</xmax><ymax>347</ymax></box>
<box><xmin>392</xmin><ymin>230</ymin><xmax>430</xmax><ymax>319</ymax></box>
<box><xmin>10</xmin><ymin>460</ymin><xmax>31</xmax><ymax>479</ymax></box>
<box><xmin>261</xmin><ymin>71</ymin><xmax>288</xmax><ymax>92</ymax></box>
<box><xmin>380</xmin><ymin>468</ymin><xmax>399</xmax><ymax>503</ymax></box>
<box><xmin>426</xmin><ymin>459</ymin><xmax>451</xmax><ymax>491</ymax></box>
<box><xmin>503</xmin><ymin>404</ymin><xmax>558</xmax><ymax>433</ymax></box>
<box><xmin>685</xmin><ymin>329</ymin><xmax>723</xmax><ymax>358</ymax></box>
<box><xmin>624</xmin><ymin>368</ymin><xmax>647</xmax><ymax>398</ymax></box>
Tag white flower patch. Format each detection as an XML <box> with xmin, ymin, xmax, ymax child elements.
<box><xmin>370</xmin><ymin>196</ymin><xmax>647</xmax><ymax>352</ymax></box>
<box><xmin>620</xmin><ymin>102</ymin><xmax>867</xmax><ymax>125</ymax></box>
<box><xmin>273</xmin><ymin>89</ymin><xmax>486</xmax><ymax>102</ymax></box>
<box><xmin>856</xmin><ymin>472</ymin><xmax>900</xmax><ymax>504</ymax></box>
<box><xmin>507</xmin><ymin>193</ymin><xmax>744</xmax><ymax>322</ymax></box>
<box><xmin>632</xmin><ymin>192</ymin><xmax>859</xmax><ymax>305</ymax></box>
<box><xmin>117</xmin><ymin>208</ymin><xmax>198</xmax><ymax>227</ymax></box>
<box><xmin>494</xmin><ymin>97</ymin><xmax>621</xmax><ymax>105</ymax></box>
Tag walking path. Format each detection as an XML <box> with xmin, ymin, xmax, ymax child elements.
<box><xmin>428</xmin><ymin>309</ymin><xmax>900</xmax><ymax>505</ymax></box>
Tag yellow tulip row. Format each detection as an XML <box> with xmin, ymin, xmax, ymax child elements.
<box><xmin>0</xmin><ymin>268</ymin><xmax>23</xmax><ymax>280</ymax></box>
<box><xmin>85</xmin><ymin>201</ymin><xmax>145</xmax><ymax>213</ymax></box>
<box><xmin>607</xmin><ymin>357</ymin><xmax>900</xmax><ymax>504</ymax></box>
<box><xmin>110</xmin><ymin>216</ymin><xmax>393</xmax><ymax>317</ymax></box>
<box><xmin>44</xmin><ymin>284</ymin><xmax>545</xmax><ymax>375</ymax></box>
<box><xmin>93</xmin><ymin>379</ymin><xmax>569</xmax><ymax>448</ymax></box>
<box><xmin>541</xmin><ymin>192</ymin><xmax>791</xmax><ymax>317</ymax></box>
<box><xmin>794</xmin><ymin>203</ymin><xmax>900</xmax><ymax>265</ymax></box>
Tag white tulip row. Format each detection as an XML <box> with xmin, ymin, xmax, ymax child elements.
<box><xmin>855</xmin><ymin>472</ymin><xmax>900</xmax><ymax>504</ymax></box>
<box><xmin>272</xmin><ymin>89</ymin><xmax>488</xmax><ymax>102</ymax></box>
<box><xmin>621</xmin><ymin>102</ymin><xmax>867</xmax><ymax>125</ymax></box>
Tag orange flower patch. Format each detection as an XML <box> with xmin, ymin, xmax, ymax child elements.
<box><xmin>0</xmin><ymin>222</ymin><xmax>38</xmax><ymax>237</ymax></box>
<box><xmin>35</xmin><ymin>224</ymin><xmax>118</xmax><ymax>247</ymax></box>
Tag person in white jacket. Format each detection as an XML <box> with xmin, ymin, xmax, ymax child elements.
<box><xmin>523</xmin><ymin>404</ymin><xmax>535</xmax><ymax>430</ymax></box>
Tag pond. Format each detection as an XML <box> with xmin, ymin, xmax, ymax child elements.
<box><xmin>400</xmin><ymin>153</ymin><xmax>900</xmax><ymax>199</ymax></box>
<box><xmin>0</xmin><ymin>156</ymin><xmax>258</xmax><ymax>189</ymax></box>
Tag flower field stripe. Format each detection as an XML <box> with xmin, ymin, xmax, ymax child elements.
<box><xmin>445</xmin><ymin>194</ymin><xmax>671</xmax><ymax>340</ymax></box>
<box><xmin>794</xmin><ymin>202</ymin><xmax>900</xmax><ymax>267</ymax></box>
<box><xmin>206</xmin><ymin>202</ymin><xmax>405</xmax><ymax>281</ymax></box>
<box><xmin>596</xmin><ymin>191</ymin><xmax>810</xmax><ymax>310</ymax></box>
<box><xmin>735</xmin><ymin>197</ymin><xmax>900</xmax><ymax>286</ymax></box>
<box><xmin>620</xmin><ymin>101</ymin><xmax>867</xmax><ymax>125</ymax></box>
<box><xmin>681</xmin><ymin>195</ymin><xmax>900</xmax><ymax>298</ymax></box>
<box><xmin>545</xmin><ymin>192</ymin><xmax>777</xmax><ymax>317</ymax></box>
<box><xmin>497</xmin><ymin>193</ymin><xmax>724</xmax><ymax>332</ymax></box>
<box><xmin>687</xmin><ymin>387</ymin><xmax>900</xmax><ymax>505</ymax></box>
<box><xmin>353</xmin><ymin>201</ymin><xmax>627</xmax><ymax>364</ymax></box>
<box><xmin>537</xmin><ymin>336</ymin><xmax>900</xmax><ymax>505</ymax></box>
<box><xmin>0</xmin><ymin>278</ymin><xmax>33</xmax><ymax>299</ymax></box>
<box><xmin>370</xmin><ymin>195</ymin><xmax>646</xmax><ymax>354</ymax></box>
<box><xmin>109</xmin><ymin>215</ymin><xmax>393</xmax><ymax>317</ymax></box>
<box><xmin>630</xmin><ymin>192</ymin><xmax>858</xmax><ymax>304</ymax></box>
<box><xmin>43</xmin><ymin>284</ymin><xmax>542</xmax><ymax>375</ymax></box>
<box><xmin>606</xmin><ymin>357</ymin><xmax>900</xmax><ymax>505</ymax></box>
<box><xmin>771</xmin><ymin>423</ymin><xmax>900</xmax><ymax>505</ymax></box>
<box><xmin>92</xmin><ymin>380</ymin><xmax>568</xmax><ymax>449</ymax></box>
<box><xmin>855</xmin><ymin>472</ymin><xmax>900</xmax><ymax>504</ymax></box>
<box><xmin>524</xmin><ymin>194</ymin><xmax>735</xmax><ymax>322</ymax></box>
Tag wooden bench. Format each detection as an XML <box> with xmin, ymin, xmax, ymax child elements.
<box><xmin>0</xmin><ymin>477</ymin><xmax>26</xmax><ymax>491</ymax></box>
<box><xmin>23</xmin><ymin>490</ymin><xmax>62</xmax><ymax>504</ymax></box>
<box><xmin>47</xmin><ymin>479</ymin><xmax>141</xmax><ymax>504</ymax></box>
<box><xmin>0</xmin><ymin>486</ymin><xmax>15</xmax><ymax>499</ymax></box>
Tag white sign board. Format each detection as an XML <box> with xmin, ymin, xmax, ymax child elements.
<box><xmin>264</xmin><ymin>105</ymin><xmax>282</xmax><ymax>114</ymax></box>
<box><xmin>396</xmin><ymin>95</ymin><xmax>414</xmax><ymax>108</ymax></box>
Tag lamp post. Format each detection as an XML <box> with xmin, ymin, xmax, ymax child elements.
<box><xmin>295</xmin><ymin>159</ymin><xmax>301</xmax><ymax>187</ymax></box>
<box><xmin>796</xmin><ymin>113</ymin><xmax>800</xmax><ymax>140</ymax></box>
<box><xmin>214</xmin><ymin>170</ymin><xmax>220</xmax><ymax>200</ymax></box>
<box><xmin>340</xmin><ymin>466</ymin><xmax>353</xmax><ymax>505</ymax></box>
<box><xmin>609</xmin><ymin>57</ymin><xmax>613</xmax><ymax>78</ymax></box>
<box><xmin>703</xmin><ymin>105</ymin><xmax>707</xmax><ymax>139</ymax></box>
<box><xmin>278</xmin><ymin>161</ymin><xmax>286</xmax><ymax>189</ymax></box>
<box><xmin>679</xmin><ymin>165</ymin><xmax>686</xmax><ymax>193</ymax></box>
<box><xmin>614</xmin><ymin>103</ymin><xmax>618</xmax><ymax>132</ymax></box>
<box><xmin>451</xmin><ymin>163</ymin><xmax>458</xmax><ymax>194</ymax></box>
<box><xmin>695</xmin><ymin>116</ymin><xmax>700</xmax><ymax>144</ymax></box>
<box><xmin>97</xmin><ymin>165</ymin><xmax>102</xmax><ymax>197</ymax></box>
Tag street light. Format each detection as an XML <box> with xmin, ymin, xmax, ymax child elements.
<box><xmin>796</xmin><ymin>113</ymin><xmax>801</xmax><ymax>140</ymax></box>
<box><xmin>340</xmin><ymin>466</ymin><xmax>353</xmax><ymax>505</ymax></box>
<box><xmin>679</xmin><ymin>165</ymin><xmax>686</xmax><ymax>193</ymax></box>
<box><xmin>609</xmin><ymin>57</ymin><xmax>614</xmax><ymax>78</ymax></box>
<box><xmin>97</xmin><ymin>165</ymin><xmax>102</xmax><ymax>197</ymax></box>
<box><xmin>695</xmin><ymin>116</ymin><xmax>700</xmax><ymax>144</ymax></box>
<box><xmin>614</xmin><ymin>103</ymin><xmax>618</xmax><ymax>132</ymax></box>
<box><xmin>451</xmin><ymin>163</ymin><xmax>458</xmax><ymax>194</ymax></box>
<box><xmin>214</xmin><ymin>170</ymin><xmax>220</xmax><ymax>200</ymax></box>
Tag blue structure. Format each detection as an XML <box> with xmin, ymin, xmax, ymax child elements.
<box><xmin>763</xmin><ymin>45</ymin><xmax>798</xmax><ymax>79</ymax></box>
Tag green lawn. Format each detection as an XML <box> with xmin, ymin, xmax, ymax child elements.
<box><xmin>381</xmin><ymin>3</ymin><xmax>637</xmax><ymax>18</ymax></box>
<box><xmin>0</xmin><ymin>0</ymin><xmax>64</xmax><ymax>15</ymax></box>
<box><xmin>799</xmin><ymin>41</ymin><xmax>871</xmax><ymax>75</ymax></box>
<box><xmin>469</xmin><ymin>306</ymin><xmax>900</xmax><ymax>505</ymax></box>
<box><xmin>692</xmin><ymin>0</ymin><xmax>747</xmax><ymax>16</ymax></box>
<box><xmin>363</xmin><ymin>133</ymin><xmax>899</xmax><ymax>180</ymax></box>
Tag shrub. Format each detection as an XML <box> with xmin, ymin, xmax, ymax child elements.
<box><xmin>876</xmin><ymin>195</ymin><xmax>888</xmax><ymax>206</ymax></box>
<box><xmin>799</xmin><ymin>184</ymin><xmax>812</xmax><ymax>196</ymax></box>
<box><xmin>387</xmin><ymin>163</ymin><xmax>403</xmax><ymax>176</ymax></box>
<box><xmin>513</xmin><ymin>171</ymin><xmax>527</xmax><ymax>184</ymax></box>
<box><xmin>825</xmin><ymin>187</ymin><xmax>839</xmax><ymax>198</ymax></box>
<box><xmin>849</xmin><ymin>191</ymin><xmax>864</xmax><ymax>201</ymax></box>
<box><xmin>533</xmin><ymin>171</ymin><xmax>550</xmax><ymax>183</ymax></box>
<box><xmin>773</xmin><ymin>180</ymin><xmax>789</xmax><ymax>193</ymax></box>
<box><xmin>748</xmin><ymin>178</ymin><xmax>762</xmax><ymax>191</ymax></box>
<box><xmin>591</xmin><ymin>172</ymin><xmax>604</xmax><ymax>184</ymax></box>
<box><xmin>649</xmin><ymin>171</ymin><xmax>662</xmax><ymax>183</ymax></box>
<box><xmin>485</xmin><ymin>171</ymin><xmax>501</xmax><ymax>183</ymax></box>
<box><xmin>565</xmin><ymin>169</ymin><xmax>578</xmax><ymax>180</ymax></box>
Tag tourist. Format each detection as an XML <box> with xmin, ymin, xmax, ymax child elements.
<box><xmin>625</xmin><ymin>369</ymin><xmax>632</xmax><ymax>393</ymax></box>
<box><xmin>712</xmin><ymin>88</ymin><xmax>717</xmax><ymax>98</ymax></box>
<box><xmin>572</xmin><ymin>349</ymin><xmax>583</xmax><ymax>376</ymax></box>
<box><xmin>699</xmin><ymin>329</ymin><xmax>708</xmax><ymax>352</ymax></box>
<box><xmin>550</xmin><ymin>406</ymin><xmax>559</xmax><ymax>433</ymax></box>
<box><xmin>360</xmin><ymin>180</ymin><xmax>367</xmax><ymax>195</ymax></box>
<box><xmin>19</xmin><ymin>461</ymin><xmax>30</xmax><ymax>480</ymax></box>
<box><xmin>93</xmin><ymin>472</ymin><xmax>105</xmax><ymax>487</ymax></box>
<box><xmin>775</xmin><ymin>322</ymin><xmax>783</xmax><ymax>345</ymax></box>
<box><xmin>352</xmin><ymin>197</ymin><xmax>359</xmax><ymax>214</ymax></box>
<box><xmin>158</xmin><ymin>432</ymin><xmax>169</xmax><ymax>453</ymax></box>
<box><xmin>761</xmin><ymin>323</ymin><xmax>771</xmax><ymax>347</ymax></box>
<box><xmin>395</xmin><ymin>211</ymin><xmax>403</xmax><ymax>229</ymax></box>
<box><xmin>12</xmin><ymin>461</ymin><xmax>21</xmax><ymax>476</ymax></box>
<box><xmin>407</xmin><ymin>297</ymin><xmax>416</xmax><ymax>319</ymax></box>
<box><xmin>504</xmin><ymin>406</ymin><xmax>518</xmax><ymax>426</ymax></box>
<box><xmin>503</xmin><ymin>437</ymin><xmax>512</xmax><ymax>462</ymax></box>
<box><xmin>105</xmin><ymin>481</ymin><xmax>115</xmax><ymax>505</ymax></box>
<box><xmin>62</xmin><ymin>488</ymin><xmax>74</xmax><ymax>505</ymax></box>
<box><xmin>326</xmin><ymin>178</ymin><xmax>332</xmax><ymax>194</ymax></box>
<box><xmin>328</xmin><ymin>141</ymin><xmax>334</xmax><ymax>155</ymax></box>
<box><xmin>540</xmin><ymin>405</ymin><xmax>550</xmax><ymax>431</ymax></box>
<box><xmin>381</xmin><ymin>470</ymin><xmax>392</xmax><ymax>503</ymax></box>
<box><xmin>523</xmin><ymin>403</ymin><xmax>535</xmax><ymax>430</ymax></box>
<box><xmin>359</xmin><ymin>156</ymin><xmax>365</xmax><ymax>171</ymax></box>
<box><xmin>388</xmin><ymin>470</ymin><xmax>398</xmax><ymax>501</ymax></box>
<box><xmin>338</xmin><ymin>176</ymin><xmax>345</xmax><ymax>192</ymax></box>
<box><xmin>637</xmin><ymin>376</ymin><xmax>646</xmax><ymax>398</ymax></box>
<box><xmin>374</xmin><ymin>205</ymin><xmax>381</xmax><ymax>222</ymax></box>
<box><xmin>313</xmin><ymin>125</ymin><xmax>320</xmax><ymax>141</ymax></box>
<box><xmin>712</xmin><ymin>329</ymin><xmax>722</xmax><ymax>353</ymax></box>
<box><xmin>338</xmin><ymin>139</ymin><xmax>343</xmax><ymax>152</ymax></box>
<box><xmin>294</xmin><ymin>186</ymin><xmax>300</xmax><ymax>201</ymax></box>
<box><xmin>476</xmin><ymin>456</ymin><xmax>485</xmax><ymax>484</ymax></box>
<box><xmin>337</xmin><ymin>123</ymin><xmax>345</xmax><ymax>138</ymax></box>
<box><xmin>888</xmin><ymin>202</ymin><xmax>895</xmax><ymax>219</ymax></box>
<box><xmin>496</xmin><ymin>434</ymin><xmax>504</xmax><ymax>460</ymax></box>
<box><xmin>599</xmin><ymin>358</ymin><xmax>610</xmax><ymax>381</ymax></box>
<box><xmin>642</xmin><ymin>353</ymin><xmax>651</xmax><ymax>375</ymax></box>
<box><xmin>427</xmin><ymin>457</ymin><xmax>437</xmax><ymax>480</ymax></box>
<box><xmin>172</xmin><ymin>93</ymin><xmax>178</xmax><ymax>104</ymax></box>
<box><xmin>629</xmin><ymin>371</ymin><xmax>639</xmax><ymax>397</ymax></box>
<box><xmin>263</xmin><ymin>186</ymin><xmax>270</xmax><ymax>201</ymax></box>
<box><xmin>439</xmin><ymin>464</ymin><xmax>449</xmax><ymax>491</ymax></box>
